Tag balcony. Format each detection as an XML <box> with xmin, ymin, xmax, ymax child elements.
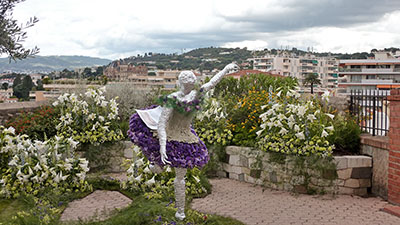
<box><xmin>339</xmin><ymin>68</ymin><xmax>362</xmax><ymax>72</ymax></box>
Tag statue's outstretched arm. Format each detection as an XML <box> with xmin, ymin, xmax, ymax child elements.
<box><xmin>158</xmin><ymin>106</ymin><xmax>173</xmax><ymax>164</ymax></box>
<box><xmin>201</xmin><ymin>63</ymin><xmax>238</xmax><ymax>92</ymax></box>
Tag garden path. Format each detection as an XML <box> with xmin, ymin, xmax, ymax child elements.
<box><xmin>60</xmin><ymin>190</ymin><xmax>132</xmax><ymax>222</ymax></box>
<box><xmin>191</xmin><ymin>178</ymin><xmax>400</xmax><ymax>225</ymax></box>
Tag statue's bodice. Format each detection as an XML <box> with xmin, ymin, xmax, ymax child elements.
<box><xmin>165</xmin><ymin>109</ymin><xmax>198</xmax><ymax>143</ymax></box>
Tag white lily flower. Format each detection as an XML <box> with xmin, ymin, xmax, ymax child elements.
<box><xmin>279</xmin><ymin>127</ymin><xmax>288</xmax><ymax>135</ymax></box>
<box><xmin>326</xmin><ymin>126</ymin><xmax>334</xmax><ymax>131</ymax></box>
<box><xmin>143</xmin><ymin>166</ymin><xmax>151</xmax><ymax>174</ymax></box>
<box><xmin>287</xmin><ymin>121</ymin><xmax>295</xmax><ymax>129</ymax></box>
<box><xmin>322</xmin><ymin>91</ymin><xmax>330</xmax><ymax>102</ymax></box>
<box><xmin>307</xmin><ymin>114</ymin><xmax>317</xmax><ymax>121</ymax></box>
<box><xmin>145</xmin><ymin>176</ymin><xmax>156</xmax><ymax>186</ymax></box>
<box><xmin>5</xmin><ymin>127</ymin><xmax>15</xmax><ymax>135</ymax></box>
<box><xmin>31</xmin><ymin>175</ymin><xmax>40</xmax><ymax>183</ymax></box>
<box><xmin>297</xmin><ymin>106</ymin><xmax>307</xmax><ymax>117</ymax></box>
<box><xmin>52</xmin><ymin>101</ymin><xmax>59</xmax><ymax>106</ymax></box>
<box><xmin>8</xmin><ymin>156</ymin><xmax>18</xmax><ymax>166</ymax></box>
<box><xmin>321</xmin><ymin>130</ymin><xmax>329</xmax><ymax>137</ymax></box>
<box><xmin>135</xmin><ymin>158</ymin><xmax>144</xmax><ymax>167</ymax></box>
<box><xmin>261</xmin><ymin>105</ymin><xmax>268</xmax><ymax>110</ymax></box>
<box><xmin>276</xmin><ymin>91</ymin><xmax>282</xmax><ymax>97</ymax></box>
<box><xmin>134</xmin><ymin>174</ymin><xmax>142</xmax><ymax>182</ymax></box>
<box><xmin>127</xmin><ymin>166</ymin><xmax>134</xmax><ymax>174</ymax></box>
<box><xmin>98</xmin><ymin>116</ymin><xmax>105</xmax><ymax>122</ymax></box>
<box><xmin>294</xmin><ymin>125</ymin><xmax>300</xmax><ymax>132</ymax></box>
<box><xmin>277</xmin><ymin>114</ymin><xmax>286</xmax><ymax>121</ymax></box>
<box><xmin>165</xmin><ymin>166</ymin><xmax>172</xmax><ymax>173</ymax></box>
<box><xmin>76</xmin><ymin>172</ymin><xmax>86</xmax><ymax>181</ymax></box>
<box><xmin>34</xmin><ymin>163</ymin><xmax>42</xmax><ymax>171</ymax></box>
<box><xmin>326</xmin><ymin>113</ymin><xmax>335</xmax><ymax>120</ymax></box>
<box><xmin>193</xmin><ymin>176</ymin><xmax>201</xmax><ymax>183</ymax></box>
<box><xmin>295</xmin><ymin>132</ymin><xmax>305</xmax><ymax>140</ymax></box>
<box><xmin>256</xmin><ymin>129</ymin><xmax>264</xmax><ymax>136</ymax></box>
<box><xmin>64</xmin><ymin>163</ymin><xmax>73</xmax><ymax>171</ymax></box>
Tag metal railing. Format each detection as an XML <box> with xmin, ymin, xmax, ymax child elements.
<box><xmin>349</xmin><ymin>90</ymin><xmax>390</xmax><ymax>136</ymax></box>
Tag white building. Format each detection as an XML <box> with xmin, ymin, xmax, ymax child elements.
<box><xmin>338</xmin><ymin>51</ymin><xmax>400</xmax><ymax>94</ymax></box>
<box><xmin>252</xmin><ymin>52</ymin><xmax>338</xmax><ymax>88</ymax></box>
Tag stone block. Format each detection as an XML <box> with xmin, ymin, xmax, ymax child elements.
<box><xmin>244</xmin><ymin>174</ymin><xmax>256</xmax><ymax>183</ymax></box>
<box><xmin>344</xmin><ymin>179</ymin><xmax>360</xmax><ymax>188</ymax></box>
<box><xmin>124</xmin><ymin>148</ymin><xmax>133</xmax><ymax>159</ymax></box>
<box><xmin>226</xmin><ymin>146</ymin><xmax>249</xmax><ymax>155</ymax></box>
<box><xmin>322</xmin><ymin>169</ymin><xmax>337</xmax><ymax>180</ymax></box>
<box><xmin>334</xmin><ymin>156</ymin><xmax>348</xmax><ymax>170</ymax></box>
<box><xmin>239</xmin><ymin>155</ymin><xmax>249</xmax><ymax>168</ymax></box>
<box><xmin>269</xmin><ymin>171</ymin><xmax>278</xmax><ymax>183</ymax></box>
<box><xmin>241</xmin><ymin>167</ymin><xmax>251</xmax><ymax>175</ymax></box>
<box><xmin>248</xmin><ymin>157</ymin><xmax>260</xmax><ymax>169</ymax></box>
<box><xmin>216</xmin><ymin>171</ymin><xmax>228</xmax><ymax>178</ymax></box>
<box><xmin>238</xmin><ymin>173</ymin><xmax>245</xmax><ymax>182</ymax></box>
<box><xmin>222</xmin><ymin>164</ymin><xmax>243</xmax><ymax>174</ymax></box>
<box><xmin>345</xmin><ymin>156</ymin><xmax>372</xmax><ymax>168</ymax></box>
<box><xmin>229</xmin><ymin>155</ymin><xmax>240</xmax><ymax>166</ymax></box>
<box><xmin>353</xmin><ymin>188</ymin><xmax>368</xmax><ymax>197</ymax></box>
<box><xmin>351</xmin><ymin>167</ymin><xmax>372</xmax><ymax>179</ymax></box>
<box><xmin>228</xmin><ymin>172</ymin><xmax>240</xmax><ymax>180</ymax></box>
<box><xmin>359</xmin><ymin>179</ymin><xmax>371</xmax><ymax>188</ymax></box>
<box><xmin>337</xmin><ymin>168</ymin><xmax>352</xmax><ymax>180</ymax></box>
<box><xmin>339</xmin><ymin>186</ymin><xmax>355</xmax><ymax>195</ymax></box>
<box><xmin>293</xmin><ymin>185</ymin><xmax>308</xmax><ymax>194</ymax></box>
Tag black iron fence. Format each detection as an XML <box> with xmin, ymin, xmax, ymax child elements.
<box><xmin>349</xmin><ymin>90</ymin><xmax>390</xmax><ymax>136</ymax></box>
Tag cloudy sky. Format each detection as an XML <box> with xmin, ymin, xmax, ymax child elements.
<box><xmin>10</xmin><ymin>0</ymin><xmax>400</xmax><ymax>60</ymax></box>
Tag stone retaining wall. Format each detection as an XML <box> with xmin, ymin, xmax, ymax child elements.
<box><xmin>360</xmin><ymin>134</ymin><xmax>389</xmax><ymax>199</ymax></box>
<box><xmin>218</xmin><ymin>146</ymin><xmax>372</xmax><ymax>196</ymax></box>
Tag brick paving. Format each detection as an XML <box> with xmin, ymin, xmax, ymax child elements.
<box><xmin>191</xmin><ymin>178</ymin><xmax>400</xmax><ymax>225</ymax></box>
<box><xmin>60</xmin><ymin>190</ymin><xmax>132</xmax><ymax>222</ymax></box>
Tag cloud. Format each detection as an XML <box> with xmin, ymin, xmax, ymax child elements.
<box><xmin>10</xmin><ymin>0</ymin><xmax>400</xmax><ymax>60</ymax></box>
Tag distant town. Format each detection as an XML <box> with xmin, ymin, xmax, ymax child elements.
<box><xmin>1</xmin><ymin>47</ymin><xmax>400</xmax><ymax>103</ymax></box>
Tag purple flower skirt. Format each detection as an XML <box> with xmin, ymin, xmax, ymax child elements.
<box><xmin>127</xmin><ymin>107</ymin><xmax>209</xmax><ymax>169</ymax></box>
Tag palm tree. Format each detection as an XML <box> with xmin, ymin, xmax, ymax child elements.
<box><xmin>303</xmin><ymin>73</ymin><xmax>321</xmax><ymax>94</ymax></box>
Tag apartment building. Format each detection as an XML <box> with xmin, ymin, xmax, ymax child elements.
<box><xmin>252</xmin><ymin>52</ymin><xmax>338</xmax><ymax>88</ymax></box>
<box><xmin>337</xmin><ymin>51</ymin><xmax>400</xmax><ymax>94</ymax></box>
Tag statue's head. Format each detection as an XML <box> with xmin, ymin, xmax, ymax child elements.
<box><xmin>178</xmin><ymin>71</ymin><xmax>196</xmax><ymax>94</ymax></box>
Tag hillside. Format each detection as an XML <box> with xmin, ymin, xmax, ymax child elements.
<box><xmin>114</xmin><ymin>47</ymin><xmax>398</xmax><ymax>71</ymax></box>
<box><xmin>119</xmin><ymin>47</ymin><xmax>253</xmax><ymax>71</ymax></box>
<box><xmin>0</xmin><ymin>55</ymin><xmax>112</xmax><ymax>73</ymax></box>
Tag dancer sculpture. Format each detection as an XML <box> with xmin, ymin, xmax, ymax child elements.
<box><xmin>128</xmin><ymin>63</ymin><xmax>238</xmax><ymax>220</ymax></box>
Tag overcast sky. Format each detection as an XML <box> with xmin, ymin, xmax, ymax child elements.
<box><xmin>10</xmin><ymin>0</ymin><xmax>400</xmax><ymax>60</ymax></box>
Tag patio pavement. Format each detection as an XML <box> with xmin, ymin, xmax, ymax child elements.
<box><xmin>191</xmin><ymin>178</ymin><xmax>400</xmax><ymax>225</ymax></box>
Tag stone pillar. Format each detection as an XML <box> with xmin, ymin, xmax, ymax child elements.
<box><xmin>388</xmin><ymin>89</ymin><xmax>400</xmax><ymax>205</ymax></box>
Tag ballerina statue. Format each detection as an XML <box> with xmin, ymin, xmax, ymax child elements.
<box><xmin>128</xmin><ymin>63</ymin><xmax>238</xmax><ymax>220</ymax></box>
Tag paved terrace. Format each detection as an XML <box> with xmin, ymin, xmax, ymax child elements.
<box><xmin>191</xmin><ymin>178</ymin><xmax>400</xmax><ymax>225</ymax></box>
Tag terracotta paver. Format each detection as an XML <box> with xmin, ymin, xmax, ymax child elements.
<box><xmin>60</xmin><ymin>190</ymin><xmax>132</xmax><ymax>222</ymax></box>
<box><xmin>191</xmin><ymin>178</ymin><xmax>400</xmax><ymax>225</ymax></box>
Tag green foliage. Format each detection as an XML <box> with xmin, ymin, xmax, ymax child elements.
<box><xmin>5</xmin><ymin>106</ymin><xmax>60</xmax><ymax>141</ymax></box>
<box><xmin>1</xmin><ymin>82</ymin><xmax>8</xmax><ymax>90</ymax></box>
<box><xmin>194</xmin><ymin>74</ymin><xmax>297</xmax><ymax>148</ymax></box>
<box><xmin>328</xmin><ymin>114</ymin><xmax>361</xmax><ymax>154</ymax></box>
<box><xmin>53</xmin><ymin>87</ymin><xmax>124</xmax><ymax>145</ymax></box>
<box><xmin>0</xmin><ymin>132</ymin><xmax>92</xmax><ymax>199</ymax></box>
<box><xmin>0</xmin><ymin>0</ymin><xmax>39</xmax><ymax>60</ymax></box>
<box><xmin>257</xmin><ymin>89</ymin><xmax>335</xmax><ymax>157</ymax></box>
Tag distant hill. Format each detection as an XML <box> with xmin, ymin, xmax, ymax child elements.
<box><xmin>115</xmin><ymin>46</ymin><xmax>397</xmax><ymax>71</ymax></box>
<box><xmin>0</xmin><ymin>55</ymin><xmax>112</xmax><ymax>73</ymax></box>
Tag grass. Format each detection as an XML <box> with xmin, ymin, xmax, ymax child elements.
<box><xmin>0</xmin><ymin>177</ymin><xmax>244</xmax><ymax>225</ymax></box>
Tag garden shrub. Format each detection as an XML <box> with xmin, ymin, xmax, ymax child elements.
<box><xmin>53</xmin><ymin>87</ymin><xmax>124</xmax><ymax>145</ymax></box>
<box><xmin>328</xmin><ymin>113</ymin><xmax>361</xmax><ymax>154</ymax></box>
<box><xmin>256</xmin><ymin>89</ymin><xmax>335</xmax><ymax>157</ymax></box>
<box><xmin>0</xmin><ymin>132</ymin><xmax>91</xmax><ymax>198</ymax></box>
<box><xmin>5</xmin><ymin>106</ymin><xmax>60</xmax><ymax>141</ymax></box>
